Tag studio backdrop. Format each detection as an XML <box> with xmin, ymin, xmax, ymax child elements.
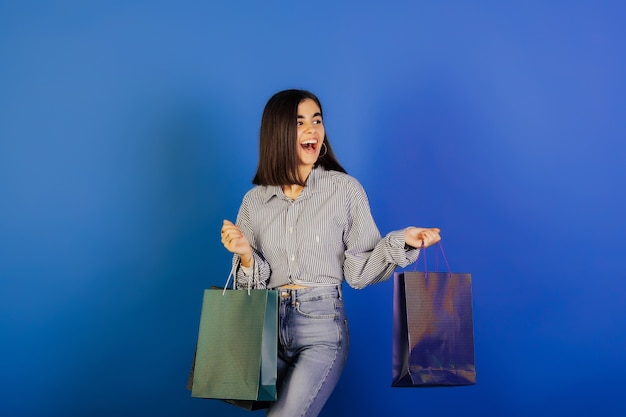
<box><xmin>1</xmin><ymin>1</ymin><xmax>625</xmax><ymax>416</ymax></box>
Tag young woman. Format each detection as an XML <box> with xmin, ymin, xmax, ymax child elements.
<box><xmin>221</xmin><ymin>89</ymin><xmax>441</xmax><ymax>417</ymax></box>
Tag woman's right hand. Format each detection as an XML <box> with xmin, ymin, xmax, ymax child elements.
<box><xmin>221</xmin><ymin>220</ymin><xmax>253</xmax><ymax>267</ymax></box>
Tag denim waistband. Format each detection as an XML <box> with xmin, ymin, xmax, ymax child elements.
<box><xmin>277</xmin><ymin>285</ymin><xmax>342</xmax><ymax>302</ymax></box>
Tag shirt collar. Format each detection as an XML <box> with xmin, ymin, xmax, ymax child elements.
<box><xmin>261</xmin><ymin>166</ymin><xmax>322</xmax><ymax>203</ymax></box>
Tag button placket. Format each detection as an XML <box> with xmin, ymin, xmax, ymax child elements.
<box><xmin>285</xmin><ymin>201</ymin><xmax>300</xmax><ymax>275</ymax></box>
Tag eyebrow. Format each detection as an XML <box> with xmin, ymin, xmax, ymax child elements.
<box><xmin>297</xmin><ymin>112</ymin><xmax>322</xmax><ymax>119</ymax></box>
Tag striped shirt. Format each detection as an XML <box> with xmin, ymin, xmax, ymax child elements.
<box><xmin>233</xmin><ymin>166</ymin><xmax>420</xmax><ymax>289</ymax></box>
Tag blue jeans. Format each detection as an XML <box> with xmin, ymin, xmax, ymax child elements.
<box><xmin>267</xmin><ymin>286</ymin><xmax>349</xmax><ymax>417</ymax></box>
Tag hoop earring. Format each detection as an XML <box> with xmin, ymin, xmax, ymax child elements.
<box><xmin>319</xmin><ymin>142</ymin><xmax>328</xmax><ymax>158</ymax></box>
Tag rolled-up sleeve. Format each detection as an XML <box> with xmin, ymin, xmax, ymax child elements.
<box><xmin>342</xmin><ymin>180</ymin><xmax>420</xmax><ymax>289</ymax></box>
<box><xmin>232</xmin><ymin>192</ymin><xmax>271</xmax><ymax>289</ymax></box>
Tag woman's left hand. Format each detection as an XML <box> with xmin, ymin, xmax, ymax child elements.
<box><xmin>405</xmin><ymin>227</ymin><xmax>441</xmax><ymax>249</ymax></box>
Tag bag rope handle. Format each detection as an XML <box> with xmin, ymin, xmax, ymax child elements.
<box><xmin>222</xmin><ymin>256</ymin><xmax>254</xmax><ymax>296</ymax></box>
<box><xmin>414</xmin><ymin>241</ymin><xmax>451</xmax><ymax>275</ymax></box>
<box><xmin>222</xmin><ymin>262</ymin><xmax>237</xmax><ymax>295</ymax></box>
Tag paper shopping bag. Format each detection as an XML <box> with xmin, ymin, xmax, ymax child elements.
<box><xmin>189</xmin><ymin>288</ymin><xmax>278</xmax><ymax>402</ymax></box>
<box><xmin>392</xmin><ymin>245</ymin><xmax>475</xmax><ymax>386</ymax></box>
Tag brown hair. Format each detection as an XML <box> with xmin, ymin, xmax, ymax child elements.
<box><xmin>252</xmin><ymin>89</ymin><xmax>347</xmax><ymax>186</ymax></box>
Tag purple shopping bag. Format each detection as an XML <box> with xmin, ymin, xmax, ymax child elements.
<box><xmin>392</xmin><ymin>243</ymin><xmax>475</xmax><ymax>386</ymax></box>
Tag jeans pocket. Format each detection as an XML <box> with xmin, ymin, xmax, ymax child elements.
<box><xmin>294</xmin><ymin>297</ymin><xmax>338</xmax><ymax>319</ymax></box>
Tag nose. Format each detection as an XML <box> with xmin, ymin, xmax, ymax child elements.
<box><xmin>305</xmin><ymin>121</ymin><xmax>320</xmax><ymax>134</ymax></box>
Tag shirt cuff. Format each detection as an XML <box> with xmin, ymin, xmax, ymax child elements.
<box><xmin>386</xmin><ymin>229</ymin><xmax>421</xmax><ymax>266</ymax></box>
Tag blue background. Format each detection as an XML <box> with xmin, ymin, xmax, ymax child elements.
<box><xmin>1</xmin><ymin>1</ymin><xmax>625</xmax><ymax>416</ymax></box>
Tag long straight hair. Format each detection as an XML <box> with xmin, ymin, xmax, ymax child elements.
<box><xmin>252</xmin><ymin>89</ymin><xmax>347</xmax><ymax>186</ymax></box>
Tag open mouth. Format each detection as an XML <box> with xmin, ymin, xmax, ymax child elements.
<box><xmin>301</xmin><ymin>139</ymin><xmax>318</xmax><ymax>152</ymax></box>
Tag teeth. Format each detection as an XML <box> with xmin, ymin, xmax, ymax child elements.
<box><xmin>301</xmin><ymin>139</ymin><xmax>317</xmax><ymax>145</ymax></box>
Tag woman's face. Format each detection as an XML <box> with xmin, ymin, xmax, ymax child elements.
<box><xmin>296</xmin><ymin>98</ymin><xmax>325</xmax><ymax>174</ymax></box>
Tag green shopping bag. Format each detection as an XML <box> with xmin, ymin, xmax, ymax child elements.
<box><xmin>190</xmin><ymin>287</ymin><xmax>278</xmax><ymax>403</ymax></box>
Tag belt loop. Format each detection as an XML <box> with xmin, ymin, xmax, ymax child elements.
<box><xmin>337</xmin><ymin>284</ymin><xmax>343</xmax><ymax>300</ymax></box>
<box><xmin>290</xmin><ymin>289</ymin><xmax>296</xmax><ymax>307</ymax></box>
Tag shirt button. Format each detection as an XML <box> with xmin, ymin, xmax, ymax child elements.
<box><xmin>289</xmin><ymin>227</ymin><xmax>293</xmax><ymax>233</ymax></box>
<box><xmin>291</xmin><ymin>255</ymin><xmax>295</xmax><ymax>261</ymax></box>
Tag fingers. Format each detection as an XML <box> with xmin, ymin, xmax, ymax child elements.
<box><xmin>405</xmin><ymin>227</ymin><xmax>440</xmax><ymax>249</ymax></box>
<box><xmin>221</xmin><ymin>219</ymin><xmax>242</xmax><ymax>246</ymax></box>
<box><xmin>419</xmin><ymin>228</ymin><xmax>440</xmax><ymax>239</ymax></box>
<box><xmin>221</xmin><ymin>220</ymin><xmax>252</xmax><ymax>257</ymax></box>
<box><xmin>416</xmin><ymin>228</ymin><xmax>441</xmax><ymax>247</ymax></box>
<box><xmin>221</xmin><ymin>220</ymin><xmax>238</xmax><ymax>234</ymax></box>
